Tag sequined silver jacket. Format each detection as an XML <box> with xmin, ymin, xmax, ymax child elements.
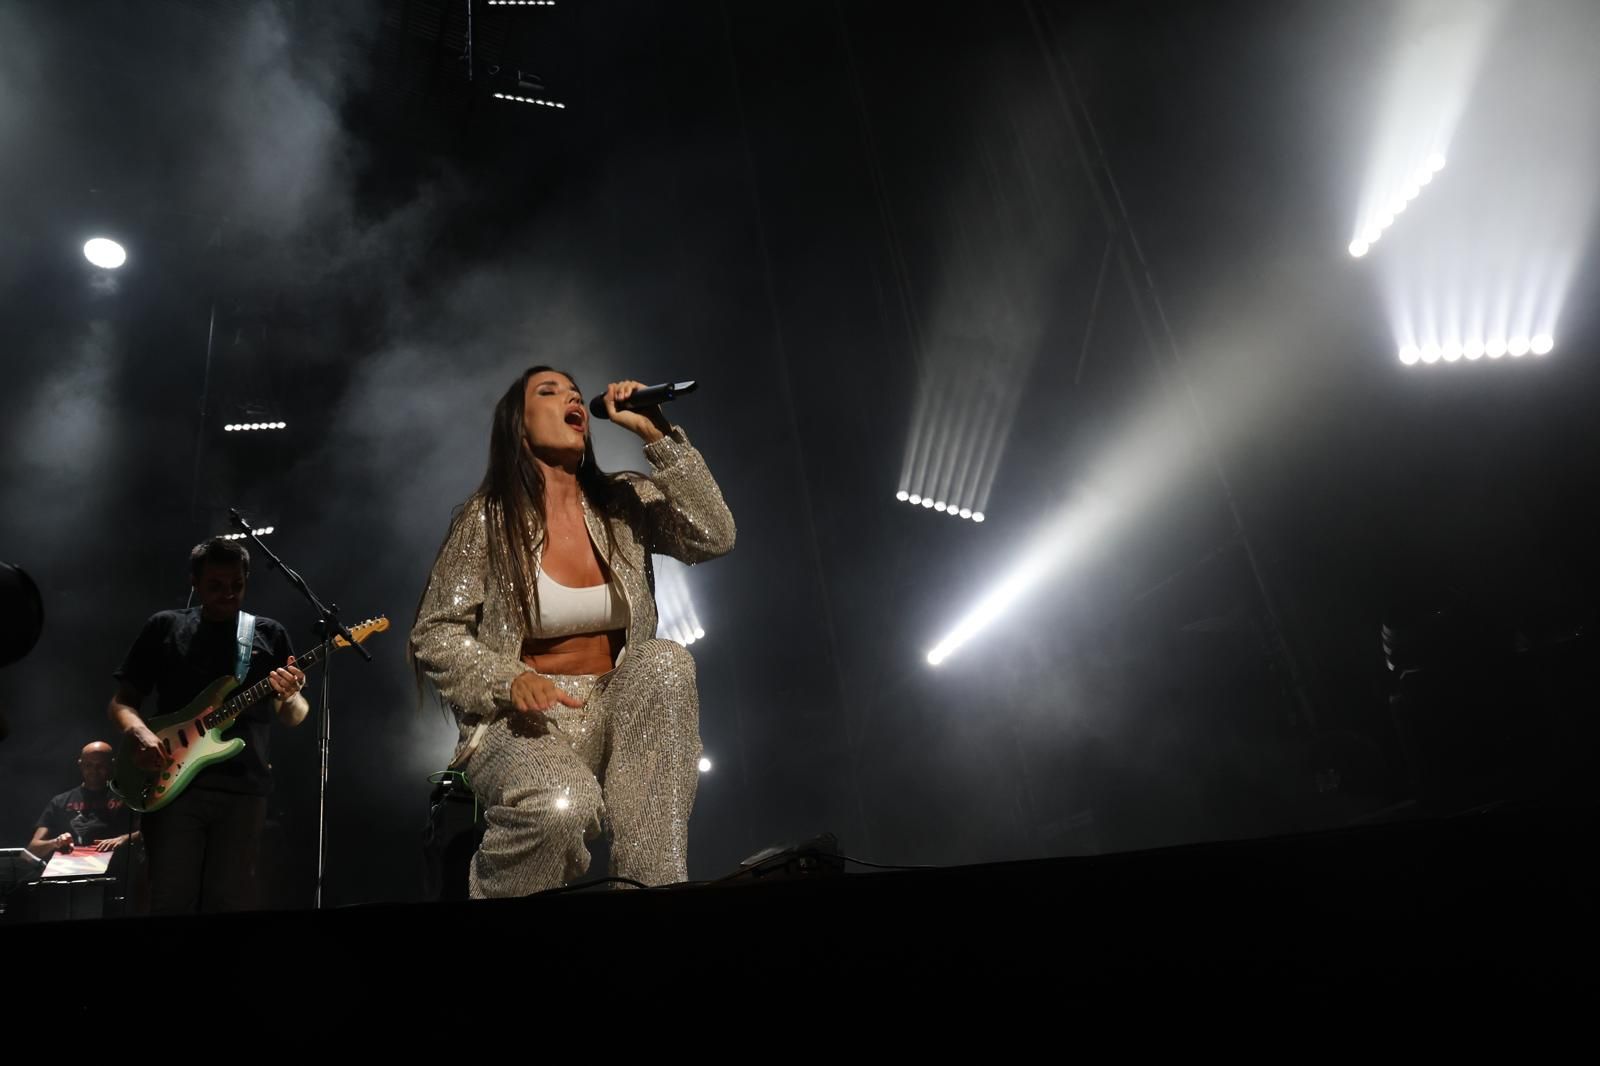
<box><xmin>411</xmin><ymin>425</ymin><xmax>735</xmax><ymax>766</ymax></box>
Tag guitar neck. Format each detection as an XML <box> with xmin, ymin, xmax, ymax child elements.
<box><xmin>203</xmin><ymin>639</ymin><xmax>330</xmax><ymax>731</ymax></box>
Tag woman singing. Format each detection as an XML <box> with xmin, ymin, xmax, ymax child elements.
<box><xmin>411</xmin><ymin>367</ymin><xmax>735</xmax><ymax>896</ymax></box>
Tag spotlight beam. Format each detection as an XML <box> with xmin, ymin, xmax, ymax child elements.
<box><xmin>925</xmin><ymin>499</ymin><xmax>1111</xmax><ymax>666</ymax></box>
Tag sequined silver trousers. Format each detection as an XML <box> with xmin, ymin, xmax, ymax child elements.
<box><xmin>464</xmin><ymin>638</ymin><xmax>701</xmax><ymax>897</ymax></box>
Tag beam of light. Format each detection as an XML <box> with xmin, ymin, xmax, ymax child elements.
<box><xmin>697</xmin><ymin>756</ymin><xmax>712</xmax><ymax>773</ymax></box>
<box><xmin>896</xmin><ymin>323</ymin><xmax>1032</xmax><ymax>524</ymax></box>
<box><xmin>1349</xmin><ymin>156</ymin><xmax>1451</xmax><ymax>256</ymax></box>
<box><xmin>925</xmin><ymin>498</ymin><xmax>1110</xmax><ymax>666</ymax></box>
<box><xmin>83</xmin><ymin>238</ymin><xmax>126</xmax><ymax>269</ymax></box>
<box><xmin>1375</xmin><ymin>4</ymin><xmax>1600</xmax><ymax>376</ymax></box>
<box><xmin>223</xmin><ymin>421</ymin><xmax>287</xmax><ymax>431</ymax></box>
<box><xmin>653</xmin><ymin>556</ymin><xmax>704</xmax><ymax>648</ymax></box>
<box><xmin>1348</xmin><ymin>2</ymin><xmax>1501</xmax><ymax>259</ymax></box>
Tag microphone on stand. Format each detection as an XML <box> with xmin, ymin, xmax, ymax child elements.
<box><xmin>589</xmin><ymin>380</ymin><xmax>698</xmax><ymax>420</ymax></box>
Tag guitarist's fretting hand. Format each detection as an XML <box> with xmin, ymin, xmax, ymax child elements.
<box><xmin>268</xmin><ymin>656</ymin><xmax>307</xmax><ymax>703</ymax></box>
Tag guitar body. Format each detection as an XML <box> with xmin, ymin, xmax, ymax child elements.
<box><xmin>107</xmin><ymin>614</ymin><xmax>388</xmax><ymax>814</ymax></box>
<box><xmin>111</xmin><ymin>675</ymin><xmax>249</xmax><ymax>813</ymax></box>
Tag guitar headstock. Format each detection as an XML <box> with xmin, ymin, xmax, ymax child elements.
<box><xmin>334</xmin><ymin>616</ymin><xmax>390</xmax><ymax>649</ymax></box>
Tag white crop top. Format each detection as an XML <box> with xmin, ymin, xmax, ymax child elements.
<box><xmin>531</xmin><ymin>566</ymin><xmax>630</xmax><ymax>638</ymax></box>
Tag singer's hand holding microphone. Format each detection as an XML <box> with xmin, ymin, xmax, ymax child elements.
<box><xmin>591</xmin><ymin>379</ymin><xmax>695</xmax><ymax>444</ymax></box>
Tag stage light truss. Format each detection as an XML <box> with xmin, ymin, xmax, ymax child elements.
<box><xmin>219</xmin><ymin>526</ymin><xmax>274</xmax><ymax>540</ymax></box>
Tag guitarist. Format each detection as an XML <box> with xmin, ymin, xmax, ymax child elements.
<box><xmin>105</xmin><ymin>538</ymin><xmax>309</xmax><ymax>914</ymax></box>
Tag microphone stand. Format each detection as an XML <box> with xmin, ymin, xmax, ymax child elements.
<box><xmin>228</xmin><ymin>508</ymin><xmax>370</xmax><ymax>910</ymax></box>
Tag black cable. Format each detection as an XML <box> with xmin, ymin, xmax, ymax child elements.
<box><xmin>837</xmin><ymin>854</ymin><xmax>941</xmax><ymax>872</ymax></box>
<box><xmin>528</xmin><ymin>876</ymin><xmax>654</xmax><ymax>896</ymax></box>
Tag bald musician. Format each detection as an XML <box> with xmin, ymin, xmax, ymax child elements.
<box><xmin>28</xmin><ymin>741</ymin><xmax>140</xmax><ymax>860</ymax></box>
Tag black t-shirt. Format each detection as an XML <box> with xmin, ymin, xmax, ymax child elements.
<box><xmin>36</xmin><ymin>786</ymin><xmax>136</xmax><ymax>846</ymax></box>
<box><xmin>113</xmin><ymin>608</ymin><xmax>294</xmax><ymax>796</ymax></box>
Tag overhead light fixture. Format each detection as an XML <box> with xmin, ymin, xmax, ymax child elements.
<box><xmin>1349</xmin><ymin>153</ymin><xmax>1448</xmax><ymax>257</ymax></box>
<box><xmin>491</xmin><ymin>92</ymin><xmax>566</xmax><ymax>109</ymax></box>
<box><xmin>220</xmin><ymin>526</ymin><xmax>274</xmax><ymax>540</ymax></box>
<box><xmin>83</xmin><ymin>238</ymin><xmax>127</xmax><ymax>269</ymax></box>
<box><xmin>1397</xmin><ymin>335</ymin><xmax>1554</xmax><ymax>366</ymax></box>
<box><xmin>895</xmin><ymin>495</ymin><xmax>987</xmax><ymax>521</ymax></box>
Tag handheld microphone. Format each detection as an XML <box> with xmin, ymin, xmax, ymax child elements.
<box><xmin>589</xmin><ymin>380</ymin><xmax>698</xmax><ymax>420</ymax></box>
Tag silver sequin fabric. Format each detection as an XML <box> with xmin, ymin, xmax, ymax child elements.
<box><xmin>410</xmin><ymin>425</ymin><xmax>734</xmax><ymax>892</ymax></box>
<box><xmin>465</xmin><ymin>640</ymin><xmax>701</xmax><ymax>895</ymax></box>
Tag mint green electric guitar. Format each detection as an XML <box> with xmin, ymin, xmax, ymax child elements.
<box><xmin>111</xmin><ymin>616</ymin><xmax>388</xmax><ymax>812</ymax></box>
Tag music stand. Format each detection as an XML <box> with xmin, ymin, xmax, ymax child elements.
<box><xmin>0</xmin><ymin>848</ymin><xmax>44</xmax><ymax>894</ymax></box>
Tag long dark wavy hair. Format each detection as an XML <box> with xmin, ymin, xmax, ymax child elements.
<box><xmin>411</xmin><ymin>366</ymin><xmax>640</xmax><ymax>695</ymax></box>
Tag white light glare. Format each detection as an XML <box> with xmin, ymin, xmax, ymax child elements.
<box><xmin>223</xmin><ymin>421</ymin><xmax>287</xmax><ymax>432</ymax></box>
<box><xmin>924</xmin><ymin>499</ymin><xmax>1107</xmax><ymax>666</ymax></box>
<box><xmin>927</xmin><ymin>567</ymin><xmax>1032</xmax><ymax>667</ymax></box>
<box><xmin>1351</xmin><ymin>156</ymin><xmax>1445</xmax><ymax>257</ymax></box>
<box><xmin>84</xmin><ymin>238</ymin><xmax>127</xmax><ymax>269</ymax></box>
<box><xmin>697</xmin><ymin>757</ymin><xmax>712</xmax><ymax>773</ymax></box>
<box><xmin>901</xmin><ymin>493</ymin><xmax>985</xmax><ymax>521</ymax></box>
<box><xmin>491</xmin><ymin>92</ymin><xmax>566</xmax><ymax>108</ymax></box>
<box><xmin>220</xmin><ymin>526</ymin><xmax>274</xmax><ymax>540</ymax></box>
<box><xmin>1403</xmin><ymin>335</ymin><xmax>1552</xmax><ymax>366</ymax></box>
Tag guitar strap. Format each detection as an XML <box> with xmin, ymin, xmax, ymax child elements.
<box><xmin>234</xmin><ymin>611</ymin><xmax>257</xmax><ymax>684</ymax></box>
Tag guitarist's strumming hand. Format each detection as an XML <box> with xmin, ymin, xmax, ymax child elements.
<box><xmin>128</xmin><ymin>723</ymin><xmax>165</xmax><ymax>771</ymax></box>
